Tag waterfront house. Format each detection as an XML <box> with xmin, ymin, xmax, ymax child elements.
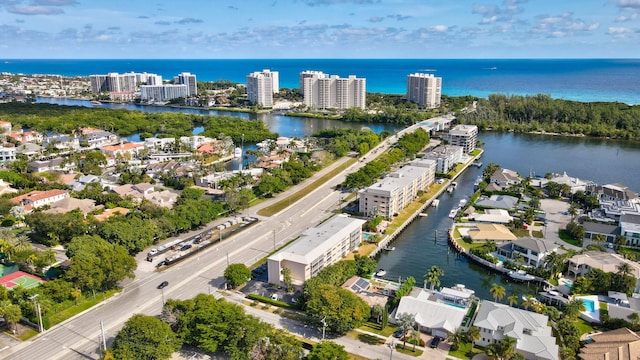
<box><xmin>111</xmin><ymin>183</ymin><xmax>178</xmax><ymax>208</ymax></box>
<box><xmin>579</xmin><ymin>327</ymin><xmax>640</xmax><ymax>360</ymax></box>
<box><xmin>473</xmin><ymin>300</ymin><xmax>559</xmax><ymax>360</ymax></box>
<box><xmin>341</xmin><ymin>276</ymin><xmax>388</xmax><ymax>308</ymax></box>
<box><xmin>393</xmin><ymin>289</ymin><xmax>467</xmax><ymax>339</ymax></box>
<box><xmin>567</xmin><ymin>251</ymin><xmax>640</xmax><ymax>278</ymax></box>
<box><xmin>468</xmin><ymin>209</ymin><xmax>514</xmax><ymax>224</ymax></box>
<box><xmin>475</xmin><ymin>194</ymin><xmax>519</xmax><ymax>210</ymax></box>
<box><xmin>0</xmin><ymin>143</ymin><xmax>16</xmax><ymax>163</ymax></box>
<box><xmin>42</xmin><ymin>134</ymin><xmax>80</xmax><ymax>151</ymax></box>
<box><xmin>540</xmin><ymin>172</ymin><xmax>590</xmax><ymax>194</ymax></box>
<box><xmin>267</xmin><ymin>214</ymin><xmax>366</xmax><ymax>285</ymax></box>
<box><xmin>620</xmin><ymin>214</ymin><xmax>640</xmax><ymax>246</ymax></box>
<box><xmin>464</xmin><ymin>223</ymin><xmax>517</xmax><ymax>242</ymax></box>
<box><xmin>490</xmin><ymin>168</ymin><xmax>522</xmax><ymax>187</ymax></box>
<box><xmin>588</xmin><ymin>183</ymin><xmax>639</xmax><ymax>202</ymax></box>
<box><xmin>497</xmin><ymin>237</ymin><xmax>559</xmax><ymax>268</ymax></box>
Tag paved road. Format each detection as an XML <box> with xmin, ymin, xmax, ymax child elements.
<box><xmin>3</xmin><ymin>121</ymin><xmax>430</xmax><ymax>360</ymax></box>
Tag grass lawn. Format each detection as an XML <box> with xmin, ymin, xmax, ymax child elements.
<box><xmin>559</xmin><ymin>229</ymin><xmax>582</xmax><ymax>246</ymax></box>
<box><xmin>343</xmin><ymin>243</ymin><xmax>378</xmax><ymax>260</ymax></box>
<box><xmin>574</xmin><ymin>318</ymin><xmax>595</xmax><ymax>335</ymax></box>
<box><xmin>17</xmin><ymin>328</ymin><xmax>39</xmax><ymax>341</ymax></box>
<box><xmin>449</xmin><ymin>342</ymin><xmax>482</xmax><ymax>360</ymax></box>
<box><xmin>45</xmin><ymin>289</ymin><xmax>120</xmax><ymax>328</ymax></box>
<box><xmin>532</xmin><ymin>231</ymin><xmax>544</xmax><ymax>238</ymax></box>
<box><xmin>395</xmin><ymin>343</ymin><xmax>423</xmax><ymax>357</ymax></box>
<box><xmin>257</xmin><ymin>158</ymin><xmax>357</xmax><ymax>217</ymax></box>
<box><xmin>360</xmin><ymin>321</ymin><xmax>395</xmax><ymax>337</ymax></box>
<box><xmin>513</xmin><ymin>229</ymin><xmax>530</xmax><ymax>237</ymax></box>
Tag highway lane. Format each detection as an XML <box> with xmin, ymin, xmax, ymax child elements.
<box><xmin>4</xmin><ymin>120</ymin><xmax>430</xmax><ymax>360</ymax></box>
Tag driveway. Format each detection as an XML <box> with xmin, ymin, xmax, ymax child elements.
<box><xmin>540</xmin><ymin>198</ymin><xmax>581</xmax><ymax>251</ymax></box>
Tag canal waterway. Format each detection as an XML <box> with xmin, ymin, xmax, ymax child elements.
<box><xmin>35</xmin><ymin>97</ymin><xmax>640</xmax><ymax>301</ymax></box>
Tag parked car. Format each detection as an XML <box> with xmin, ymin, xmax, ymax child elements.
<box><xmin>180</xmin><ymin>244</ymin><xmax>192</xmax><ymax>251</ymax></box>
<box><xmin>430</xmin><ymin>336</ymin><xmax>441</xmax><ymax>348</ymax></box>
<box><xmin>157</xmin><ymin>281</ymin><xmax>169</xmax><ymax>289</ymax></box>
<box><xmin>393</xmin><ymin>328</ymin><xmax>407</xmax><ymax>338</ymax></box>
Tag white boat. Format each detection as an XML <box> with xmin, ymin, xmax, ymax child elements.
<box><xmin>449</xmin><ymin>208</ymin><xmax>460</xmax><ymax>219</ymax></box>
<box><xmin>383</xmin><ymin>246</ymin><xmax>395</xmax><ymax>251</ymax></box>
<box><xmin>419</xmin><ymin>213</ymin><xmax>428</xmax><ymax>217</ymax></box>
<box><xmin>451</xmin><ymin>182</ymin><xmax>458</xmax><ymax>188</ymax></box>
<box><xmin>233</xmin><ymin>147</ymin><xmax>242</xmax><ymax>158</ymax></box>
<box><xmin>447</xmin><ymin>186</ymin><xmax>454</xmax><ymax>193</ymax></box>
<box><xmin>459</xmin><ymin>199</ymin><xmax>467</xmax><ymax>207</ymax></box>
<box><xmin>91</xmin><ymin>100</ymin><xmax>102</xmax><ymax>105</ymax></box>
<box><xmin>375</xmin><ymin>269</ymin><xmax>387</xmax><ymax>277</ymax></box>
<box><xmin>432</xmin><ymin>199</ymin><xmax>440</xmax><ymax>207</ymax></box>
<box><xmin>509</xmin><ymin>270</ymin><xmax>535</xmax><ymax>281</ymax></box>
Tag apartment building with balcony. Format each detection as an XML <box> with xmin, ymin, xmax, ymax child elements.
<box><xmin>267</xmin><ymin>214</ymin><xmax>367</xmax><ymax>285</ymax></box>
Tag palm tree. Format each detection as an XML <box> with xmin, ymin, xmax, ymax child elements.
<box><xmin>397</xmin><ymin>312</ymin><xmax>415</xmax><ymax>349</ymax></box>
<box><xmin>447</xmin><ymin>328</ymin><xmax>466</xmax><ymax>351</ymax></box>
<box><xmin>490</xmin><ymin>283</ymin><xmax>506</xmax><ymax>303</ymax></box>
<box><xmin>497</xmin><ymin>337</ymin><xmax>517</xmax><ymax>360</ymax></box>
<box><xmin>522</xmin><ymin>295</ymin><xmax>536</xmax><ymax>310</ymax></box>
<box><xmin>617</xmin><ymin>262</ymin><xmax>633</xmax><ymax>277</ymax></box>
<box><xmin>424</xmin><ymin>265</ymin><xmax>444</xmax><ymax>291</ymax></box>
<box><xmin>512</xmin><ymin>252</ymin><xmax>524</xmax><ymax>266</ymax></box>
<box><xmin>411</xmin><ymin>328</ymin><xmax>420</xmax><ymax>352</ymax></box>
<box><xmin>564</xmin><ymin>298</ymin><xmax>586</xmax><ymax>320</ymax></box>
<box><xmin>507</xmin><ymin>294</ymin><xmax>519</xmax><ymax>308</ymax></box>
<box><xmin>466</xmin><ymin>326</ymin><xmax>481</xmax><ymax>344</ymax></box>
<box><xmin>592</xmin><ymin>234</ymin><xmax>606</xmax><ymax>247</ymax></box>
<box><xmin>568</xmin><ymin>203</ymin><xmax>579</xmax><ymax>222</ymax></box>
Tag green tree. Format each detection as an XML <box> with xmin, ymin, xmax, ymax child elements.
<box><xmin>522</xmin><ymin>295</ymin><xmax>536</xmax><ymax>310</ymax></box>
<box><xmin>372</xmin><ymin>304</ymin><xmax>384</xmax><ymax>324</ymax></box>
<box><xmin>397</xmin><ymin>312</ymin><xmax>415</xmax><ymax>349</ymax></box>
<box><xmin>424</xmin><ymin>265</ymin><xmax>444</xmax><ymax>291</ymax></box>
<box><xmin>224</xmin><ymin>263</ymin><xmax>251</xmax><ymax>289</ymax></box>
<box><xmin>447</xmin><ymin>327</ymin><xmax>465</xmax><ymax>351</ymax></box>
<box><xmin>0</xmin><ymin>300</ymin><xmax>22</xmax><ymax>334</ymax></box>
<box><xmin>466</xmin><ymin>326</ymin><xmax>481</xmax><ymax>343</ymax></box>
<box><xmin>65</xmin><ymin>235</ymin><xmax>137</xmax><ymax>291</ymax></box>
<box><xmin>507</xmin><ymin>294</ymin><xmax>519</xmax><ymax>308</ymax></box>
<box><xmin>111</xmin><ymin>314</ymin><xmax>181</xmax><ymax>360</ymax></box>
<box><xmin>281</xmin><ymin>267</ymin><xmax>293</xmax><ymax>293</ymax></box>
<box><xmin>490</xmin><ymin>283</ymin><xmax>506</xmax><ymax>303</ymax></box>
<box><xmin>307</xmin><ymin>341</ymin><xmax>349</xmax><ymax>360</ymax></box>
<box><xmin>563</xmin><ymin>298</ymin><xmax>586</xmax><ymax>320</ymax></box>
<box><xmin>305</xmin><ymin>284</ymin><xmax>370</xmax><ymax>334</ymax></box>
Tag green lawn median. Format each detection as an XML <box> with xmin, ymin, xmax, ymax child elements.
<box><xmin>258</xmin><ymin>158</ymin><xmax>357</xmax><ymax>217</ymax></box>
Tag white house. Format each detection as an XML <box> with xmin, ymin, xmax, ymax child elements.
<box><xmin>393</xmin><ymin>289</ymin><xmax>467</xmax><ymax>339</ymax></box>
<box><xmin>10</xmin><ymin>189</ymin><xmax>69</xmax><ymax>211</ymax></box>
<box><xmin>497</xmin><ymin>237</ymin><xmax>559</xmax><ymax>268</ymax></box>
<box><xmin>473</xmin><ymin>300</ymin><xmax>559</xmax><ymax>360</ymax></box>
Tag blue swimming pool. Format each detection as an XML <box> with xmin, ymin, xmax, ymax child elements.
<box><xmin>582</xmin><ymin>299</ymin><xmax>596</xmax><ymax>313</ymax></box>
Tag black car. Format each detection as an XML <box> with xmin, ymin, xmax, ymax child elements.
<box><xmin>430</xmin><ymin>336</ymin><xmax>441</xmax><ymax>348</ymax></box>
<box><xmin>157</xmin><ymin>281</ymin><xmax>169</xmax><ymax>289</ymax></box>
<box><xmin>393</xmin><ymin>328</ymin><xmax>406</xmax><ymax>338</ymax></box>
<box><xmin>180</xmin><ymin>244</ymin><xmax>192</xmax><ymax>251</ymax></box>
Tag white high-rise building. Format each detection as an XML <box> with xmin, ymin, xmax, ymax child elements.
<box><xmin>136</xmin><ymin>72</ymin><xmax>163</xmax><ymax>86</ymax></box>
<box><xmin>246</xmin><ymin>69</ymin><xmax>279</xmax><ymax>107</ymax></box>
<box><xmin>406</xmin><ymin>73</ymin><xmax>442</xmax><ymax>108</ymax></box>
<box><xmin>449</xmin><ymin>125</ymin><xmax>478</xmax><ymax>154</ymax></box>
<box><xmin>89</xmin><ymin>72</ymin><xmax>160</xmax><ymax>100</ymax></box>
<box><xmin>140</xmin><ymin>84</ymin><xmax>188</xmax><ymax>102</ymax></box>
<box><xmin>299</xmin><ymin>70</ymin><xmax>326</xmax><ymax>95</ymax></box>
<box><xmin>302</xmin><ymin>72</ymin><xmax>366</xmax><ymax>110</ymax></box>
<box><xmin>173</xmin><ymin>72</ymin><xmax>197</xmax><ymax>96</ymax></box>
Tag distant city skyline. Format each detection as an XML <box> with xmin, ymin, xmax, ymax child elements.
<box><xmin>1</xmin><ymin>0</ymin><xmax>639</xmax><ymax>59</ymax></box>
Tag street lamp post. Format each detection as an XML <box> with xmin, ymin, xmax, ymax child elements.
<box><xmin>388</xmin><ymin>339</ymin><xmax>396</xmax><ymax>360</ymax></box>
<box><xmin>29</xmin><ymin>294</ymin><xmax>44</xmax><ymax>333</ymax></box>
<box><xmin>320</xmin><ymin>316</ymin><xmax>327</xmax><ymax>340</ymax></box>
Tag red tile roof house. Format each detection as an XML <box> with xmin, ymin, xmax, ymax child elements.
<box><xmin>101</xmin><ymin>143</ymin><xmax>144</xmax><ymax>158</ymax></box>
<box><xmin>10</xmin><ymin>189</ymin><xmax>70</xmax><ymax>211</ymax></box>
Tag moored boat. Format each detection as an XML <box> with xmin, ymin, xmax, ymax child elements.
<box><xmin>509</xmin><ymin>270</ymin><xmax>535</xmax><ymax>281</ymax></box>
<box><xmin>375</xmin><ymin>269</ymin><xmax>387</xmax><ymax>277</ymax></box>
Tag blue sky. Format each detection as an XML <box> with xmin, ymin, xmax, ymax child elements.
<box><xmin>1</xmin><ymin>0</ymin><xmax>639</xmax><ymax>58</ymax></box>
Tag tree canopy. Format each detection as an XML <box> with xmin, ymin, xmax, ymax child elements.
<box><xmin>111</xmin><ymin>314</ymin><xmax>181</xmax><ymax>360</ymax></box>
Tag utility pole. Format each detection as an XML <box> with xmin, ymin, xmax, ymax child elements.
<box><xmin>226</xmin><ymin>251</ymin><xmax>230</xmax><ymax>266</ymax></box>
<box><xmin>29</xmin><ymin>294</ymin><xmax>43</xmax><ymax>333</ymax></box>
<box><xmin>388</xmin><ymin>339</ymin><xmax>396</xmax><ymax>360</ymax></box>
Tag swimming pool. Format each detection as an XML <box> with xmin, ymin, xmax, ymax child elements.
<box><xmin>582</xmin><ymin>299</ymin><xmax>596</xmax><ymax>313</ymax></box>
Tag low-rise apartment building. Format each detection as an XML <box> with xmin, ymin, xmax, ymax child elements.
<box><xmin>267</xmin><ymin>214</ymin><xmax>366</xmax><ymax>285</ymax></box>
<box><xmin>358</xmin><ymin>159</ymin><xmax>436</xmax><ymax>218</ymax></box>
<box><xmin>423</xmin><ymin>145</ymin><xmax>463</xmax><ymax>173</ymax></box>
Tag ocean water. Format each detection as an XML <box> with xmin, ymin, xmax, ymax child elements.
<box><xmin>2</xmin><ymin>59</ymin><xmax>640</xmax><ymax>104</ymax></box>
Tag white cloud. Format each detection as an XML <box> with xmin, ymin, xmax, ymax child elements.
<box><xmin>7</xmin><ymin>5</ymin><xmax>64</xmax><ymax>15</ymax></box>
<box><xmin>614</xmin><ymin>0</ymin><xmax>640</xmax><ymax>10</ymax></box>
